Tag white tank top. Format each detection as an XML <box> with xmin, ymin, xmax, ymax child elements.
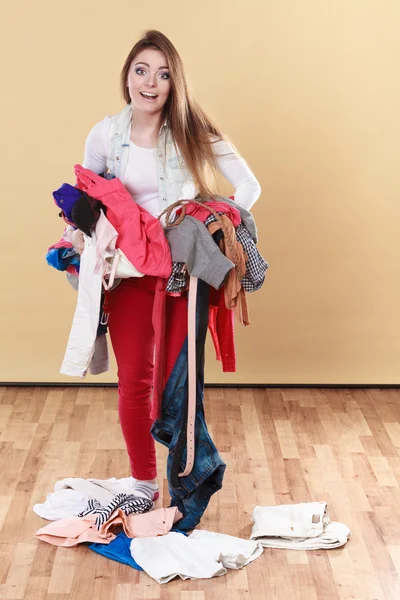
<box><xmin>122</xmin><ymin>141</ymin><xmax>160</xmax><ymax>215</ymax></box>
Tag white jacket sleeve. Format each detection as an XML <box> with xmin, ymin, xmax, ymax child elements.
<box><xmin>212</xmin><ymin>139</ymin><xmax>261</xmax><ymax>211</ymax></box>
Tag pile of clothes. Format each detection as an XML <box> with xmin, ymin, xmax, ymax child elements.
<box><xmin>33</xmin><ymin>477</ymin><xmax>351</xmax><ymax>584</ymax></box>
<box><xmin>46</xmin><ymin>165</ymin><xmax>269</xmax><ymax>530</ymax></box>
<box><xmin>46</xmin><ymin>165</ymin><xmax>268</xmax><ymax>378</ymax></box>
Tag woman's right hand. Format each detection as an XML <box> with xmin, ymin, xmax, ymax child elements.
<box><xmin>70</xmin><ymin>229</ymin><xmax>85</xmax><ymax>255</ymax></box>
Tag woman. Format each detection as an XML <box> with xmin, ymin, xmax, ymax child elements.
<box><xmin>72</xmin><ymin>30</ymin><xmax>261</xmax><ymax>502</ymax></box>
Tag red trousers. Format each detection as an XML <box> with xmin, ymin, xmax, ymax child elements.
<box><xmin>107</xmin><ymin>277</ymin><xmax>187</xmax><ymax>480</ymax></box>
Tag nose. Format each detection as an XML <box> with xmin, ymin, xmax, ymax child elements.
<box><xmin>146</xmin><ymin>72</ymin><xmax>157</xmax><ymax>88</ymax></box>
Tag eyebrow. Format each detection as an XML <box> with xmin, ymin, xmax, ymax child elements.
<box><xmin>134</xmin><ymin>62</ymin><xmax>169</xmax><ymax>70</ymax></box>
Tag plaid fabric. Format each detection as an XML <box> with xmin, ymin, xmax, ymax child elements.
<box><xmin>165</xmin><ymin>262</ymin><xmax>188</xmax><ymax>293</ymax></box>
<box><xmin>203</xmin><ymin>215</ymin><xmax>268</xmax><ymax>293</ymax></box>
<box><xmin>236</xmin><ymin>223</ymin><xmax>268</xmax><ymax>292</ymax></box>
<box><xmin>204</xmin><ymin>213</ymin><xmax>223</xmax><ymax>228</ymax></box>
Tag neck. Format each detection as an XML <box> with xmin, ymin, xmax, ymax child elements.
<box><xmin>131</xmin><ymin>109</ymin><xmax>162</xmax><ymax>137</ymax></box>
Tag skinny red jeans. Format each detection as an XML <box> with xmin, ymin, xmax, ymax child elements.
<box><xmin>106</xmin><ymin>276</ymin><xmax>187</xmax><ymax>480</ymax></box>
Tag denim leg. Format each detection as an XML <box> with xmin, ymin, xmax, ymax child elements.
<box><xmin>151</xmin><ymin>280</ymin><xmax>226</xmax><ymax>530</ymax></box>
<box><xmin>167</xmin><ymin>409</ymin><xmax>227</xmax><ymax>530</ymax></box>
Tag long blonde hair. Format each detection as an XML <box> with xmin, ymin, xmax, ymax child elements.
<box><xmin>121</xmin><ymin>30</ymin><xmax>225</xmax><ymax>198</ymax></box>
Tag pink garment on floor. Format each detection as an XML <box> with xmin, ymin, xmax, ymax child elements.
<box><xmin>101</xmin><ymin>506</ymin><xmax>183</xmax><ymax>538</ymax></box>
<box><xmin>35</xmin><ymin>507</ymin><xmax>183</xmax><ymax>547</ymax></box>
<box><xmin>176</xmin><ymin>200</ymin><xmax>241</xmax><ymax>228</ymax></box>
<box><xmin>35</xmin><ymin>515</ymin><xmax>115</xmax><ymax>547</ymax></box>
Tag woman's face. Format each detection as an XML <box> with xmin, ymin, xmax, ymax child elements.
<box><xmin>127</xmin><ymin>48</ymin><xmax>171</xmax><ymax>115</ymax></box>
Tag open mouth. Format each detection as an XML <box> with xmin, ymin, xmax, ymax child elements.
<box><xmin>140</xmin><ymin>92</ymin><xmax>158</xmax><ymax>101</ymax></box>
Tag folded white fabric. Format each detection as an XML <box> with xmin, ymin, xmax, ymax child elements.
<box><xmin>33</xmin><ymin>489</ymin><xmax>89</xmax><ymax>521</ymax></box>
<box><xmin>188</xmin><ymin>530</ymin><xmax>263</xmax><ymax>569</ymax></box>
<box><xmin>250</xmin><ymin>503</ymin><xmax>350</xmax><ymax>550</ymax></box>
<box><xmin>254</xmin><ymin>522</ymin><xmax>351</xmax><ymax>550</ymax></box>
<box><xmin>130</xmin><ymin>529</ymin><xmax>264</xmax><ymax>584</ymax></box>
<box><xmin>251</xmin><ymin>502</ymin><xmax>328</xmax><ymax>539</ymax></box>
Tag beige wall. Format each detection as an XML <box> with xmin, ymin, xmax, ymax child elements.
<box><xmin>1</xmin><ymin>0</ymin><xmax>399</xmax><ymax>384</ymax></box>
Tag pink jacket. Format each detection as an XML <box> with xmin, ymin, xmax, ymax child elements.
<box><xmin>75</xmin><ymin>165</ymin><xmax>172</xmax><ymax>278</ymax></box>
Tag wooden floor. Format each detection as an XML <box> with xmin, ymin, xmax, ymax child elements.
<box><xmin>0</xmin><ymin>386</ymin><xmax>400</xmax><ymax>599</ymax></box>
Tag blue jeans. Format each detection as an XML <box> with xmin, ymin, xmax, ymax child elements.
<box><xmin>151</xmin><ymin>280</ymin><xmax>226</xmax><ymax>530</ymax></box>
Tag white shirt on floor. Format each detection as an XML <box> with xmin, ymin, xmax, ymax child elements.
<box><xmin>130</xmin><ymin>530</ymin><xmax>263</xmax><ymax>584</ymax></box>
<box><xmin>33</xmin><ymin>489</ymin><xmax>89</xmax><ymax>521</ymax></box>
